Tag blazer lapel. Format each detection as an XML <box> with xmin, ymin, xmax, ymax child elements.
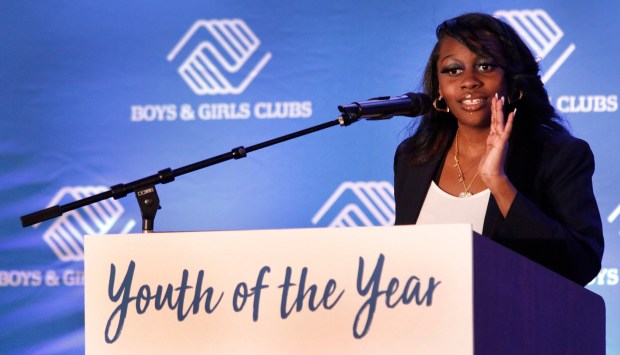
<box><xmin>395</xmin><ymin>150</ymin><xmax>445</xmax><ymax>225</ymax></box>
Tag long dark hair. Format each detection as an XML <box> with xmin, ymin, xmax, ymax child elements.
<box><xmin>400</xmin><ymin>13</ymin><xmax>567</xmax><ymax>165</ymax></box>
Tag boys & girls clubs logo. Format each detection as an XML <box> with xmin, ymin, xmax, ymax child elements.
<box><xmin>131</xmin><ymin>18</ymin><xmax>312</xmax><ymax>122</ymax></box>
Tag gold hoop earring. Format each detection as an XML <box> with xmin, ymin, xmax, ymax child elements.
<box><xmin>507</xmin><ymin>90</ymin><xmax>524</xmax><ymax>105</ymax></box>
<box><xmin>433</xmin><ymin>96</ymin><xmax>450</xmax><ymax>113</ymax></box>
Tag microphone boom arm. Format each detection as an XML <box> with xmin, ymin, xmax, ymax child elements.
<box><xmin>20</xmin><ymin>114</ymin><xmax>361</xmax><ymax>231</ymax></box>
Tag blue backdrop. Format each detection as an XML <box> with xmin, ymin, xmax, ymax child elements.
<box><xmin>1</xmin><ymin>1</ymin><xmax>618</xmax><ymax>353</ymax></box>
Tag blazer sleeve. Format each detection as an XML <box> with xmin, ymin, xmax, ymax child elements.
<box><xmin>495</xmin><ymin>137</ymin><xmax>604</xmax><ymax>286</ymax></box>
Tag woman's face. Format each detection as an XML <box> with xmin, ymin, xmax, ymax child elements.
<box><xmin>436</xmin><ymin>36</ymin><xmax>507</xmax><ymax>129</ymax></box>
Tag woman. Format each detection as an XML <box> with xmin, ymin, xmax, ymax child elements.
<box><xmin>394</xmin><ymin>13</ymin><xmax>604</xmax><ymax>286</ymax></box>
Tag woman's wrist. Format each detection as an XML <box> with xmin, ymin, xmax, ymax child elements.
<box><xmin>484</xmin><ymin>174</ymin><xmax>517</xmax><ymax>217</ymax></box>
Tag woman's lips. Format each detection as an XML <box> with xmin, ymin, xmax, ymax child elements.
<box><xmin>460</xmin><ymin>97</ymin><xmax>487</xmax><ymax>111</ymax></box>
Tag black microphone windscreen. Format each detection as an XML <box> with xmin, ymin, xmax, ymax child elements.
<box><xmin>404</xmin><ymin>92</ymin><xmax>433</xmax><ymax>117</ymax></box>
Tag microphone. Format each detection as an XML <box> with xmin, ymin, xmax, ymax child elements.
<box><xmin>338</xmin><ymin>92</ymin><xmax>432</xmax><ymax>120</ymax></box>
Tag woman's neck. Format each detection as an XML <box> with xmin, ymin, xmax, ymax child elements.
<box><xmin>454</xmin><ymin>126</ymin><xmax>489</xmax><ymax>157</ymax></box>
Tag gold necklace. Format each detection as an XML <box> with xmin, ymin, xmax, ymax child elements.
<box><xmin>453</xmin><ymin>129</ymin><xmax>480</xmax><ymax>198</ymax></box>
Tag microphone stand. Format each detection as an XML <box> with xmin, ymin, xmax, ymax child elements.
<box><xmin>20</xmin><ymin>113</ymin><xmax>364</xmax><ymax>233</ymax></box>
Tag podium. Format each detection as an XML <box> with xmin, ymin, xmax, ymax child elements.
<box><xmin>84</xmin><ymin>225</ymin><xmax>605</xmax><ymax>354</ymax></box>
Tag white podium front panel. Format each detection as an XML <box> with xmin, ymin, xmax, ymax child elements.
<box><xmin>85</xmin><ymin>225</ymin><xmax>474</xmax><ymax>354</ymax></box>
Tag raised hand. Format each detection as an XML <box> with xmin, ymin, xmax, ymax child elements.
<box><xmin>479</xmin><ymin>93</ymin><xmax>516</xmax><ymax>183</ymax></box>
<box><xmin>479</xmin><ymin>93</ymin><xmax>517</xmax><ymax>216</ymax></box>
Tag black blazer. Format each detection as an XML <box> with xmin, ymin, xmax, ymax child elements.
<box><xmin>394</xmin><ymin>126</ymin><xmax>604</xmax><ymax>286</ymax></box>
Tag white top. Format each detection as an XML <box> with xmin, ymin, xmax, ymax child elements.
<box><xmin>417</xmin><ymin>181</ymin><xmax>491</xmax><ymax>234</ymax></box>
